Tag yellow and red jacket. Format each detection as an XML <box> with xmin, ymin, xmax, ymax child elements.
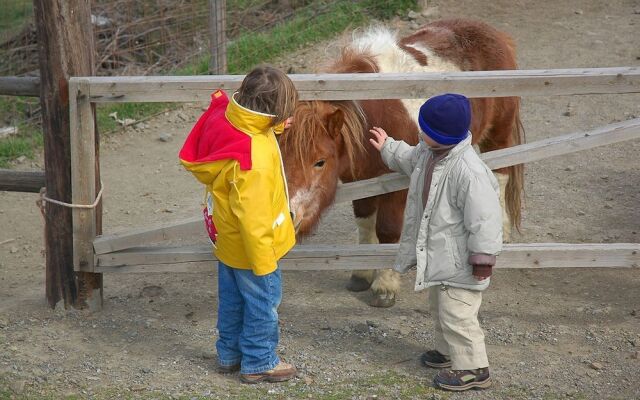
<box><xmin>179</xmin><ymin>90</ymin><xmax>296</xmax><ymax>275</ymax></box>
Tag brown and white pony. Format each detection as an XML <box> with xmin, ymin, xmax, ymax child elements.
<box><xmin>279</xmin><ymin>19</ymin><xmax>523</xmax><ymax>308</ymax></box>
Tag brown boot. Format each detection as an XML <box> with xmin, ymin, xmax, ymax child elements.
<box><xmin>240</xmin><ymin>361</ymin><xmax>297</xmax><ymax>384</ymax></box>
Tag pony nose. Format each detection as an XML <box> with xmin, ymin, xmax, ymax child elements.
<box><xmin>291</xmin><ymin>209</ymin><xmax>304</xmax><ymax>233</ymax></box>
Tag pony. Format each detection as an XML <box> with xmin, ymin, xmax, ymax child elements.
<box><xmin>279</xmin><ymin>19</ymin><xmax>523</xmax><ymax>308</ymax></box>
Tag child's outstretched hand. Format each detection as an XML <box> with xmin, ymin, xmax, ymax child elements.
<box><xmin>369</xmin><ymin>126</ymin><xmax>389</xmax><ymax>151</ymax></box>
<box><xmin>284</xmin><ymin>117</ymin><xmax>293</xmax><ymax>130</ymax></box>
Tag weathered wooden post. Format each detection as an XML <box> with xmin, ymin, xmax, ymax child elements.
<box><xmin>208</xmin><ymin>0</ymin><xmax>227</xmax><ymax>74</ymax></box>
<box><xmin>33</xmin><ymin>0</ymin><xmax>103</xmax><ymax>310</ymax></box>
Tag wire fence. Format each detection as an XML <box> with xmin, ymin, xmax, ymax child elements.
<box><xmin>0</xmin><ymin>0</ymin><xmax>349</xmax><ymax>77</ymax></box>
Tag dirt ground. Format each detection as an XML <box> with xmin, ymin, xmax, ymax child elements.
<box><xmin>1</xmin><ymin>0</ymin><xmax>639</xmax><ymax>399</ymax></box>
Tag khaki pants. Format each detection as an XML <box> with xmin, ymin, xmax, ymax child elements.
<box><xmin>428</xmin><ymin>285</ymin><xmax>489</xmax><ymax>370</ymax></box>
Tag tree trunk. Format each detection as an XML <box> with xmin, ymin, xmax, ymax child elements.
<box><xmin>33</xmin><ymin>0</ymin><xmax>103</xmax><ymax>309</ymax></box>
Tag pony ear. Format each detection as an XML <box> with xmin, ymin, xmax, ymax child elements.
<box><xmin>326</xmin><ymin>108</ymin><xmax>344</xmax><ymax>139</ymax></box>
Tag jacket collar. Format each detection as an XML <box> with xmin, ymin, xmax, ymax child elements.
<box><xmin>420</xmin><ymin>133</ymin><xmax>472</xmax><ymax>160</ymax></box>
<box><xmin>446</xmin><ymin>133</ymin><xmax>472</xmax><ymax>158</ymax></box>
<box><xmin>225</xmin><ymin>92</ymin><xmax>286</xmax><ymax>136</ymax></box>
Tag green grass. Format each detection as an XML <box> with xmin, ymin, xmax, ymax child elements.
<box><xmin>96</xmin><ymin>102</ymin><xmax>170</xmax><ymax>134</ymax></box>
<box><xmin>0</xmin><ymin>95</ymin><xmax>42</xmax><ymax>168</ymax></box>
<box><xmin>0</xmin><ymin>0</ymin><xmax>32</xmax><ymax>40</ymax></box>
<box><xmin>1</xmin><ymin>0</ymin><xmax>417</xmax><ymax>168</ymax></box>
<box><xmin>0</xmin><ymin>370</ymin><xmax>443</xmax><ymax>400</ymax></box>
<box><xmin>213</xmin><ymin>0</ymin><xmax>417</xmax><ymax>74</ymax></box>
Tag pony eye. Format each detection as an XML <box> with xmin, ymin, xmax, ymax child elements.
<box><xmin>313</xmin><ymin>160</ymin><xmax>326</xmax><ymax>168</ymax></box>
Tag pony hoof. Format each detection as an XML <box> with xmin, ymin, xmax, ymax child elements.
<box><xmin>347</xmin><ymin>276</ymin><xmax>372</xmax><ymax>292</ymax></box>
<box><xmin>369</xmin><ymin>294</ymin><xmax>396</xmax><ymax>308</ymax></box>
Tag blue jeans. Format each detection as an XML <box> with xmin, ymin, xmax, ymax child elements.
<box><xmin>216</xmin><ymin>261</ymin><xmax>282</xmax><ymax>374</ymax></box>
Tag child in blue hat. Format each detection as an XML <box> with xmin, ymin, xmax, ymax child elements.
<box><xmin>369</xmin><ymin>93</ymin><xmax>502</xmax><ymax>391</ymax></box>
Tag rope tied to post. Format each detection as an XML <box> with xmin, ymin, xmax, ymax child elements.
<box><xmin>35</xmin><ymin>182</ymin><xmax>103</xmax><ymax>259</ymax></box>
<box><xmin>38</xmin><ymin>182</ymin><xmax>104</xmax><ymax>209</ymax></box>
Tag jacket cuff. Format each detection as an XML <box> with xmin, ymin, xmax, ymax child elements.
<box><xmin>468</xmin><ymin>253</ymin><xmax>496</xmax><ymax>267</ymax></box>
<box><xmin>472</xmin><ymin>264</ymin><xmax>493</xmax><ymax>278</ymax></box>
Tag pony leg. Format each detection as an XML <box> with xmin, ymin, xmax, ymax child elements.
<box><xmin>368</xmin><ymin>191</ymin><xmax>405</xmax><ymax>308</ymax></box>
<box><xmin>494</xmin><ymin>172</ymin><xmax>512</xmax><ymax>243</ymax></box>
<box><xmin>347</xmin><ymin>212</ymin><xmax>377</xmax><ymax>292</ymax></box>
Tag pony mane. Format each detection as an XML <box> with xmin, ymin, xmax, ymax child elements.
<box><xmin>281</xmin><ymin>100</ymin><xmax>366</xmax><ymax>176</ymax></box>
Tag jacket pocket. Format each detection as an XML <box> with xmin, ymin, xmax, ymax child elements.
<box><xmin>452</xmin><ymin>234</ymin><xmax>470</xmax><ymax>270</ymax></box>
<box><xmin>446</xmin><ymin>236</ymin><xmax>460</xmax><ymax>269</ymax></box>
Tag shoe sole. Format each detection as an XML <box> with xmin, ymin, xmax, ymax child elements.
<box><xmin>240</xmin><ymin>373</ymin><xmax>295</xmax><ymax>384</ymax></box>
<box><xmin>217</xmin><ymin>365</ymin><xmax>241</xmax><ymax>374</ymax></box>
<box><xmin>435</xmin><ymin>377</ymin><xmax>492</xmax><ymax>391</ymax></box>
<box><xmin>421</xmin><ymin>359</ymin><xmax>452</xmax><ymax>368</ymax></box>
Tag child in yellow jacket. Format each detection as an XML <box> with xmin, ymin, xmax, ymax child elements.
<box><xmin>179</xmin><ymin>66</ymin><xmax>297</xmax><ymax>383</ymax></box>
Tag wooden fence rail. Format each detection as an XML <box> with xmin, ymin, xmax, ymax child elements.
<box><xmin>0</xmin><ymin>169</ymin><xmax>45</xmax><ymax>192</ymax></box>
<box><xmin>0</xmin><ymin>76</ymin><xmax>40</xmax><ymax>97</ymax></box>
<box><xmin>76</xmin><ymin>67</ymin><xmax>640</xmax><ymax>103</ymax></box>
<box><xmin>95</xmin><ymin>243</ymin><xmax>640</xmax><ymax>273</ymax></box>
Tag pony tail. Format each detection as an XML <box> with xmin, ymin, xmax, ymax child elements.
<box><xmin>506</xmin><ymin>106</ymin><xmax>525</xmax><ymax>232</ymax></box>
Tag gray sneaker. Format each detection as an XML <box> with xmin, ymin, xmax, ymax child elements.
<box><xmin>420</xmin><ymin>350</ymin><xmax>452</xmax><ymax>368</ymax></box>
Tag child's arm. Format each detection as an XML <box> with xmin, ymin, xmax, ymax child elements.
<box><xmin>228</xmin><ymin>164</ymin><xmax>278</xmax><ymax>275</ymax></box>
<box><xmin>369</xmin><ymin>127</ymin><xmax>418</xmax><ymax>177</ymax></box>
<box><xmin>457</xmin><ymin>172</ymin><xmax>503</xmax><ymax>280</ymax></box>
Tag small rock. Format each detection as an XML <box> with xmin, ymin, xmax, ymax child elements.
<box><xmin>158</xmin><ymin>133</ymin><xmax>173</xmax><ymax>142</ymax></box>
<box><xmin>303</xmin><ymin>375</ymin><xmax>314</xmax><ymax>385</ymax></box>
<box><xmin>407</xmin><ymin>10</ymin><xmax>420</xmax><ymax>20</ymax></box>
<box><xmin>590</xmin><ymin>361</ymin><xmax>604</xmax><ymax>370</ymax></box>
<box><xmin>176</xmin><ymin>112</ymin><xmax>189</xmax><ymax>121</ymax></box>
<box><xmin>141</xmin><ymin>368</ymin><xmax>152</xmax><ymax>373</ymax></box>
<box><xmin>131</xmin><ymin>385</ymin><xmax>146</xmax><ymax>391</ymax></box>
<box><xmin>141</xmin><ymin>285</ymin><xmax>167</xmax><ymax>297</ymax></box>
<box><xmin>631</xmin><ymin>351</ymin><xmax>639</xmax><ymax>359</ymax></box>
<box><xmin>9</xmin><ymin>380</ymin><xmax>25</xmax><ymax>394</ymax></box>
<box><xmin>10</xmin><ymin>246</ymin><xmax>19</xmax><ymax>253</ymax></box>
<box><xmin>574</xmin><ymin>9</ymin><xmax>583</xmax><ymax>15</ymax></box>
<box><xmin>576</xmin><ymin>211</ymin><xmax>585</xmax><ymax>216</ymax></box>
<box><xmin>16</xmin><ymin>156</ymin><xmax>27</xmax><ymax>163</ymax></box>
<box><xmin>564</xmin><ymin>166</ymin><xmax>574</xmax><ymax>171</ymax></box>
<box><xmin>354</xmin><ymin>323</ymin><xmax>369</xmax><ymax>334</ymax></box>
<box><xmin>562</xmin><ymin>111</ymin><xmax>571</xmax><ymax>117</ymax></box>
<box><xmin>421</xmin><ymin>7</ymin><xmax>439</xmax><ymax>17</ymax></box>
<box><xmin>366</xmin><ymin>320</ymin><xmax>378</xmax><ymax>328</ymax></box>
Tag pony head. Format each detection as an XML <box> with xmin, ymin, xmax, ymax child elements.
<box><xmin>279</xmin><ymin>100</ymin><xmax>366</xmax><ymax>236</ymax></box>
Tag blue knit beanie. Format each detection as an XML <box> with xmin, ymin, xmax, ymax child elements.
<box><xmin>418</xmin><ymin>93</ymin><xmax>471</xmax><ymax>145</ymax></box>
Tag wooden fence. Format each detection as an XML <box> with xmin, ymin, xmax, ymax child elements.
<box><xmin>64</xmin><ymin>67</ymin><xmax>639</xmax><ymax>274</ymax></box>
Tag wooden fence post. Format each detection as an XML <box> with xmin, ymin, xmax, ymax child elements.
<box><xmin>208</xmin><ymin>0</ymin><xmax>227</xmax><ymax>74</ymax></box>
<box><xmin>33</xmin><ymin>0</ymin><xmax>102</xmax><ymax>310</ymax></box>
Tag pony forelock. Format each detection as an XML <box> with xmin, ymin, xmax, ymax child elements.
<box><xmin>281</xmin><ymin>101</ymin><xmax>367</xmax><ymax>176</ymax></box>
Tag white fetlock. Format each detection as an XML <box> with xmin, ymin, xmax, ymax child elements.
<box><xmin>494</xmin><ymin>172</ymin><xmax>511</xmax><ymax>243</ymax></box>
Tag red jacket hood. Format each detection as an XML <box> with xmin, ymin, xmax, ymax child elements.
<box><xmin>179</xmin><ymin>90</ymin><xmax>252</xmax><ymax>170</ymax></box>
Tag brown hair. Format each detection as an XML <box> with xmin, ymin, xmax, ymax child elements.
<box><xmin>235</xmin><ymin>65</ymin><xmax>298</xmax><ymax>126</ymax></box>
